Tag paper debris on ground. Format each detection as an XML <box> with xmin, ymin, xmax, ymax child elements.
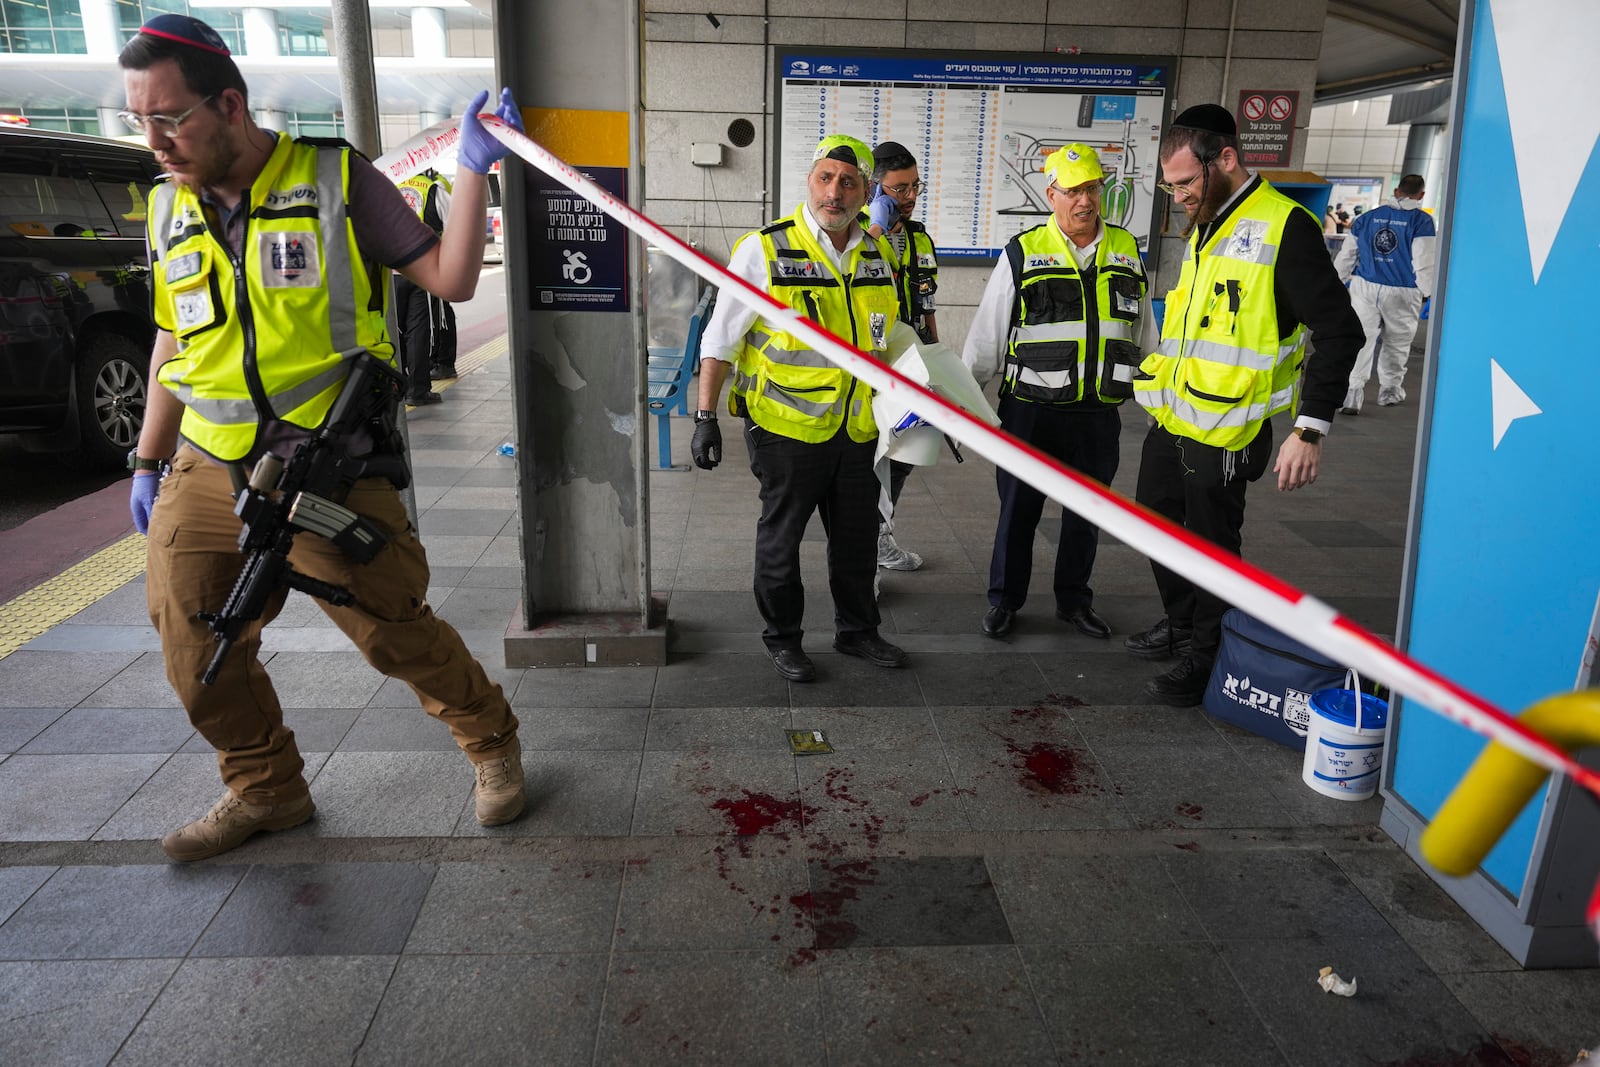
<box><xmin>1316</xmin><ymin>966</ymin><xmax>1358</xmax><ymax>997</ymax></box>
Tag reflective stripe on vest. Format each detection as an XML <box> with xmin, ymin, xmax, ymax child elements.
<box><xmin>1134</xmin><ymin>180</ymin><xmax>1309</xmax><ymax>449</ymax></box>
<box><xmin>1003</xmin><ymin>221</ymin><xmax>1146</xmax><ymax>406</ymax></box>
<box><xmin>148</xmin><ymin>135</ymin><xmax>393</xmax><ymax>462</ymax></box>
<box><xmin>731</xmin><ymin>207</ymin><xmax>902</xmax><ymax>443</ymax></box>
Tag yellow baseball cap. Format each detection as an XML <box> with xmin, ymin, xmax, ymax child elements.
<box><xmin>1044</xmin><ymin>143</ymin><xmax>1105</xmax><ymax>190</ymax></box>
<box><xmin>813</xmin><ymin>134</ymin><xmax>874</xmax><ymax>177</ymax></box>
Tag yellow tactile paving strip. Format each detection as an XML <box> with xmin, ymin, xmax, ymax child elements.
<box><xmin>0</xmin><ymin>534</ymin><xmax>148</xmax><ymax>661</ymax></box>
<box><xmin>0</xmin><ymin>335</ymin><xmax>508</xmax><ymax>662</ymax></box>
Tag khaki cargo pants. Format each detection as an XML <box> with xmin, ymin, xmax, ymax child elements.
<box><xmin>145</xmin><ymin>445</ymin><xmax>518</xmax><ymax>804</ymax></box>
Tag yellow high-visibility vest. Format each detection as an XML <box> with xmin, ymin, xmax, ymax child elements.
<box><xmin>1004</xmin><ymin>220</ymin><xmax>1146</xmax><ymax>405</ymax></box>
<box><xmin>398</xmin><ymin>171</ymin><xmax>451</xmax><ymax>232</ymax></box>
<box><xmin>729</xmin><ymin>207</ymin><xmax>902</xmax><ymax>443</ymax></box>
<box><xmin>888</xmin><ymin>218</ymin><xmax>939</xmax><ymax>342</ymax></box>
<box><xmin>148</xmin><ymin>134</ymin><xmax>392</xmax><ymax>462</ymax></box>
<box><xmin>1134</xmin><ymin>180</ymin><xmax>1309</xmax><ymax>448</ymax></box>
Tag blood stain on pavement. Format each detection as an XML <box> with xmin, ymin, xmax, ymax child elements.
<box><xmin>1007</xmin><ymin>740</ymin><xmax>1103</xmax><ymax>796</ymax></box>
<box><xmin>711</xmin><ymin>789</ymin><xmax>803</xmax><ymax>835</ymax></box>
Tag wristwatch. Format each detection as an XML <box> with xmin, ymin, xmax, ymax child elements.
<box><xmin>1292</xmin><ymin>426</ymin><xmax>1324</xmax><ymax>445</ymax></box>
<box><xmin>126</xmin><ymin>448</ymin><xmax>165</xmax><ymax>472</ymax></box>
<box><xmin>693</xmin><ymin>409</ymin><xmax>717</xmax><ymax>423</ymax></box>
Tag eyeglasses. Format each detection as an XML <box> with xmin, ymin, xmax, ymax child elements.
<box><xmin>1049</xmin><ymin>181</ymin><xmax>1102</xmax><ymax>200</ymax></box>
<box><xmin>118</xmin><ymin>95</ymin><xmax>214</xmax><ymax>137</ymax></box>
<box><xmin>1157</xmin><ymin>157</ymin><xmax>1213</xmax><ymax>199</ymax></box>
<box><xmin>884</xmin><ymin>181</ymin><xmax>926</xmax><ymax>197</ymax></box>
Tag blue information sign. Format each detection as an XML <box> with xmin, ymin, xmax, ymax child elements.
<box><xmin>529</xmin><ymin>165</ymin><xmax>629</xmax><ymax>312</ymax></box>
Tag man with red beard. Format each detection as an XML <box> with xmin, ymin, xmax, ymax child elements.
<box><xmin>1128</xmin><ymin>104</ymin><xmax>1363</xmax><ymax>706</ymax></box>
<box><xmin>119</xmin><ymin>14</ymin><xmax>528</xmax><ymax>859</ymax></box>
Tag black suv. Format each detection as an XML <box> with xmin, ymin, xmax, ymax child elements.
<box><xmin>0</xmin><ymin>126</ymin><xmax>163</xmax><ymax>469</ymax></box>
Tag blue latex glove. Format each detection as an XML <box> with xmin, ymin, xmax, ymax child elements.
<box><xmin>868</xmin><ymin>189</ymin><xmax>899</xmax><ymax>232</ymax></box>
<box><xmin>458</xmin><ymin>87</ymin><xmax>524</xmax><ymax>175</ymax></box>
<box><xmin>130</xmin><ymin>474</ymin><xmax>158</xmax><ymax>534</ymax></box>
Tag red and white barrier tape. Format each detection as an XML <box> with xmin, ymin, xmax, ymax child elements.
<box><xmin>382</xmin><ymin>114</ymin><xmax>1598</xmax><ymax>798</ymax></box>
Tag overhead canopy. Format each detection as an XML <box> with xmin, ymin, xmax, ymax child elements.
<box><xmin>1317</xmin><ymin>0</ymin><xmax>1459</xmax><ymax>103</ymax></box>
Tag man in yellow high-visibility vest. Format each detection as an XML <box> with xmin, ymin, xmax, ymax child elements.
<box><xmin>692</xmin><ymin>135</ymin><xmax>909</xmax><ymax>683</ymax></box>
<box><xmin>962</xmin><ymin>143</ymin><xmax>1148</xmax><ymax>643</ymax></box>
<box><xmin>120</xmin><ymin>14</ymin><xmax>528</xmax><ymax>860</ymax></box>
<box><xmin>1128</xmin><ymin>104</ymin><xmax>1363</xmax><ymax>706</ymax></box>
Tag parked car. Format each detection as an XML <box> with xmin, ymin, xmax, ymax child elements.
<box><xmin>483</xmin><ymin>170</ymin><xmax>504</xmax><ymax>263</ymax></box>
<box><xmin>0</xmin><ymin>126</ymin><xmax>163</xmax><ymax>469</ymax></box>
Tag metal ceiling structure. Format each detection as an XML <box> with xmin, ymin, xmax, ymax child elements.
<box><xmin>2</xmin><ymin>2</ymin><xmax>1457</xmax><ymax>121</ymax></box>
<box><xmin>1316</xmin><ymin>0</ymin><xmax>1461</xmax><ymax>104</ymax></box>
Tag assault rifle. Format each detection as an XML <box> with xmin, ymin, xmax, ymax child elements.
<box><xmin>198</xmin><ymin>353</ymin><xmax>410</xmax><ymax>685</ymax></box>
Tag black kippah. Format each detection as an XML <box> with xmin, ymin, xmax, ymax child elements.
<box><xmin>873</xmin><ymin>140</ymin><xmax>913</xmax><ymax>164</ymax></box>
<box><xmin>823</xmin><ymin>145</ymin><xmax>859</xmax><ymax>166</ymax></box>
<box><xmin>1172</xmin><ymin>104</ymin><xmax>1237</xmax><ymax>138</ymax></box>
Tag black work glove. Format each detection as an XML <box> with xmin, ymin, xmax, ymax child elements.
<box><xmin>690</xmin><ymin>416</ymin><xmax>722</xmax><ymax>470</ymax></box>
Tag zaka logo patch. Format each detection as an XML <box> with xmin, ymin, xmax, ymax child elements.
<box><xmin>1222</xmin><ymin>672</ymin><xmax>1283</xmax><ymax>717</ymax></box>
<box><xmin>1282</xmin><ymin>688</ymin><xmax>1313</xmax><ymax>736</ymax></box>
<box><xmin>261</xmin><ymin>232</ymin><xmax>318</xmax><ymax>288</ymax></box>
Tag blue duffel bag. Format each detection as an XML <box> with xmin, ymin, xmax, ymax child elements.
<box><xmin>1202</xmin><ymin>609</ymin><xmax>1349</xmax><ymax>750</ymax></box>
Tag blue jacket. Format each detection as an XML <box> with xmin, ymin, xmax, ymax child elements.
<box><xmin>1340</xmin><ymin>199</ymin><xmax>1437</xmax><ymax>291</ymax></box>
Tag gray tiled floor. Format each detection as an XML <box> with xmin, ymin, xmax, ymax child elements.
<box><xmin>2</xmin><ymin>354</ymin><xmax>1597</xmax><ymax>1065</ymax></box>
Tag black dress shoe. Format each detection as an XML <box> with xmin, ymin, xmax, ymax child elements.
<box><xmin>1146</xmin><ymin>655</ymin><xmax>1212</xmax><ymax>707</ymax></box>
<box><xmin>1057</xmin><ymin>605</ymin><xmax>1111</xmax><ymax>639</ymax></box>
<box><xmin>833</xmin><ymin>632</ymin><xmax>908</xmax><ymax>668</ymax></box>
<box><xmin>1124</xmin><ymin>617</ymin><xmax>1193</xmax><ymax>660</ymax></box>
<box><xmin>981</xmin><ymin>606</ymin><xmax>1016</xmax><ymax>638</ymax></box>
<box><xmin>769</xmin><ymin>646</ymin><xmax>816</xmax><ymax>682</ymax></box>
<box><xmin>406</xmin><ymin>390</ymin><xmax>444</xmax><ymax>406</ymax></box>
<box><xmin>429</xmin><ymin>364</ymin><xmax>458</xmax><ymax>381</ymax></box>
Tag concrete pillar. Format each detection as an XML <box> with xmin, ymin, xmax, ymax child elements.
<box><xmin>419</xmin><ymin>110</ymin><xmax>447</xmax><ymax>129</ymax></box>
<box><xmin>256</xmin><ymin>109</ymin><xmax>289</xmax><ymax>133</ymax></box>
<box><xmin>495</xmin><ymin>0</ymin><xmax>661</xmax><ymax>666</ymax></box>
<box><xmin>411</xmin><ymin>7</ymin><xmax>448</xmax><ymax>60</ymax></box>
<box><xmin>243</xmin><ymin>9</ymin><xmax>281</xmax><ymax>57</ymax></box>
<box><xmin>1403</xmin><ymin>122</ymin><xmax>1448</xmax><ymax>213</ymax></box>
<box><xmin>97</xmin><ymin>106</ymin><xmax>125</xmax><ymax>139</ymax></box>
<box><xmin>329</xmin><ymin>0</ymin><xmax>382</xmax><ymax>158</ymax></box>
<box><xmin>80</xmin><ymin>0</ymin><xmax>120</xmax><ymax>58</ymax></box>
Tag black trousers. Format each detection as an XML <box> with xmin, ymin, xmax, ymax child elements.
<box><xmin>394</xmin><ymin>275</ymin><xmax>457</xmax><ymax>395</ymax></box>
<box><xmin>1133</xmin><ymin>420</ymin><xmax>1273</xmax><ymax>661</ymax></box>
<box><xmin>988</xmin><ymin>396</ymin><xmax>1122</xmax><ymax>613</ymax></box>
<box><xmin>744</xmin><ymin>419</ymin><xmax>880</xmax><ymax>651</ymax></box>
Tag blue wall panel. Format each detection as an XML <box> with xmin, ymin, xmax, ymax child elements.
<box><xmin>1397</xmin><ymin>0</ymin><xmax>1600</xmax><ymax>894</ymax></box>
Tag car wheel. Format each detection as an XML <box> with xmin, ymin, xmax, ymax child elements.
<box><xmin>68</xmin><ymin>332</ymin><xmax>148</xmax><ymax>470</ymax></box>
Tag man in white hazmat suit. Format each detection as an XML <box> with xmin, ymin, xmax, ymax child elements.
<box><xmin>1333</xmin><ymin>173</ymin><xmax>1436</xmax><ymax>412</ymax></box>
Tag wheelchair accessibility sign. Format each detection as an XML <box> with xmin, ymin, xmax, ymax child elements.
<box><xmin>561</xmin><ymin>250</ymin><xmax>592</xmax><ymax>285</ymax></box>
<box><xmin>531</xmin><ymin>165</ymin><xmax>628</xmax><ymax>311</ymax></box>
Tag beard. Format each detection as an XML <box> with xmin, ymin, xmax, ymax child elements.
<box><xmin>810</xmin><ymin>197</ymin><xmax>859</xmax><ymax>233</ymax></box>
<box><xmin>166</xmin><ymin>126</ymin><xmax>242</xmax><ymax>192</ymax></box>
<box><xmin>1180</xmin><ymin>169</ymin><xmax>1233</xmax><ymax>240</ymax></box>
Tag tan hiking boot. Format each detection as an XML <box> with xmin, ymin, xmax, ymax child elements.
<box><xmin>473</xmin><ymin>736</ymin><xmax>526</xmax><ymax>825</ymax></box>
<box><xmin>160</xmin><ymin>790</ymin><xmax>315</xmax><ymax>862</ymax></box>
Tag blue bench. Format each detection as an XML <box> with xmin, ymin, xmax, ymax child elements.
<box><xmin>647</xmin><ymin>287</ymin><xmax>716</xmax><ymax>469</ymax></box>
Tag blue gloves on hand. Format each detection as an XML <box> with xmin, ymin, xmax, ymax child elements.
<box><xmin>458</xmin><ymin>87</ymin><xmax>524</xmax><ymax>175</ymax></box>
<box><xmin>868</xmin><ymin>190</ymin><xmax>899</xmax><ymax>232</ymax></box>
<box><xmin>130</xmin><ymin>474</ymin><xmax>158</xmax><ymax>534</ymax></box>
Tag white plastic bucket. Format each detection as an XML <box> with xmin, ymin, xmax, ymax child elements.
<box><xmin>1301</xmin><ymin>670</ymin><xmax>1389</xmax><ymax>800</ymax></box>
